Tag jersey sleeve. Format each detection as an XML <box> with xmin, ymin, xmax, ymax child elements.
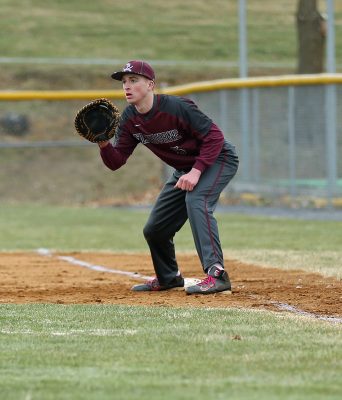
<box><xmin>178</xmin><ymin>97</ymin><xmax>224</xmax><ymax>172</ymax></box>
<box><xmin>100</xmin><ymin>111</ymin><xmax>138</xmax><ymax>171</ymax></box>
<box><xmin>192</xmin><ymin>123</ymin><xmax>225</xmax><ymax>172</ymax></box>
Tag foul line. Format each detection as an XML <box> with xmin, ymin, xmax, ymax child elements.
<box><xmin>36</xmin><ymin>248</ymin><xmax>341</xmax><ymax>323</ymax></box>
<box><xmin>0</xmin><ymin>328</ymin><xmax>137</xmax><ymax>336</ymax></box>
<box><xmin>36</xmin><ymin>248</ymin><xmax>200</xmax><ymax>287</ymax></box>
<box><xmin>272</xmin><ymin>302</ymin><xmax>342</xmax><ymax>324</ymax></box>
<box><xmin>37</xmin><ymin>248</ymin><xmax>151</xmax><ymax>280</ymax></box>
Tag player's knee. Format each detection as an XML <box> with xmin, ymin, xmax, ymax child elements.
<box><xmin>143</xmin><ymin>222</ymin><xmax>157</xmax><ymax>241</ymax></box>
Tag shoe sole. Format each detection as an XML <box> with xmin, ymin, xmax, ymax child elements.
<box><xmin>185</xmin><ymin>288</ymin><xmax>232</xmax><ymax>295</ymax></box>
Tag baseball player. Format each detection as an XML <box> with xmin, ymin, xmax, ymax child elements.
<box><xmin>98</xmin><ymin>60</ymin><xmax>239</xmax><ymax>294</ymax></box>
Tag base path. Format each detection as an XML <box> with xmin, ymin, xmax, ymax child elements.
<box><xmin>0</xmin><ymin>252</ymin><xmax>341</xmax><ymax>319</ymax></box>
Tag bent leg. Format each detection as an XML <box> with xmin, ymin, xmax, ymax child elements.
<box><xmin>186</xmin><ymin>152</ymin><xmax>238</xmax><ymax>272</ymax></box>
<box><xmin>144</xmin><ymin>171</ymin><xmax>188</xmax><ymax>285</ymax></box>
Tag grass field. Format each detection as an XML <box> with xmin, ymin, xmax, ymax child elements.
<box><xmin>0</xmin><ymin>205</ymin><xmax>342</xmax><ymax>399</ymax></box>
<box><xmin>1</xmin><ymin>305</ymin><xmax>341</xmax><ymax>400</ymax></box>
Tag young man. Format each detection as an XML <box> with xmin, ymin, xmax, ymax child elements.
<box><xmin>99</xmin><ymin>60</ymin><xmax>239</xmax><ymax>294</ymax></box>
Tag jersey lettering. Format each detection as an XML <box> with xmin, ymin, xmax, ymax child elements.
<box><xmin>133</xmin><ymin>129</ymin><xmax>182</xmax><ymax>145</ymax></box>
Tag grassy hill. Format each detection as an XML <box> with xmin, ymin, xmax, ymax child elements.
<box><xmin>1</xmin><ymin>0</ymin><xmax>341</xmax><ymax>89</ymax></box>
<box><xmin>0</xmin><ymin>0</ymin><xmax>341</xmax><ymax>205</ymax></box>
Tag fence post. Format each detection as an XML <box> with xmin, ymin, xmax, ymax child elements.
<box><xmin>288</xmin><ymin>86</ymin><xmax>297</xmax><ymax>197</ymax></box>
<box><xmin>240</xmin><ymin>88</ymin><xmax>250</xmax><ymax>181</ymax></box>
<box><xmin>325</xmin><ymin>83</ymin><xmax>337</xmax><ymax>206</ymax></box>
<box><xmin>251</xmin><ymin>89</ymin><xmax>260</xmax><ymax>184</ymax></box>
<box><xmin>219</xmin><ymin>90</ymin><xmax>228</xmax><ymax>134</ymax></box>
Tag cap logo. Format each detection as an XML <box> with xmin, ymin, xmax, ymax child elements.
<box><xmin>123</xmin><ymin>63</ymin><xmax>134</xmax><ymax>72</ymax></box>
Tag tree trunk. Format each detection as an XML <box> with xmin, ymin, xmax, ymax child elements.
<box><xmin>296</xmin><ymin>0</ymin><xmax>326</xmax><ymax>74</ymax></box>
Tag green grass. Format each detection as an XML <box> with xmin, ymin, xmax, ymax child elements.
<box><xmin>1</xmin><ymin>204</ymin><xmax>342</xmax><ymax>252</ymax></box>
<box><xmin>0</xmin><ymin>205</ymin><xmax>341</xmax><ymax>399</ymax></box>
<box><xmin>0</xmin><ymin>0</ymin><xmax>293</xmax><ymax>62</ymax></box>
<box><xmin>0</xmin><ymin>0</ymin><xmax>341</xmax><ymax>82</ymax></box>
<box><xmin>0</xmin><ymin>304</ymin><xmax>341</xmax><ymax>400</ymax></box>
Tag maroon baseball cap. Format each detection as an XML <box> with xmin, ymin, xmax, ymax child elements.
<box><xmin>111</xmin><ymin>60</ymin><xmax>155</xmax><ymax>81</ymax></box>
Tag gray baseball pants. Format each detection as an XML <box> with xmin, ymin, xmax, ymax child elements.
<box><xmin>143</xmin><ymin>142</ymin><xmax>239</xmax><ymax>285</ymax></box>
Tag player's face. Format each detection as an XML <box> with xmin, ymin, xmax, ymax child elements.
<box><xmin>122</xmin><ymin>74</ymin><xmax>154</xmax><ymax>106</ymax></box>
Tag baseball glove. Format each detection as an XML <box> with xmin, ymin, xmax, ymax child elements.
<box><xmin>74</xmin><ymin>98</ymin><xmax>120</xmax><ymax>143</ymax></box>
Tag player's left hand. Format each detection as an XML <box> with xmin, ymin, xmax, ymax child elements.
<box><xmin>174</xmin><ymin>168</ymin><xmax>202</xmax><ymax>191</ymax></box>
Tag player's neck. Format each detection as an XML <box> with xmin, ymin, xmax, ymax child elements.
<box><xmin>134</xmin><ymin>93</ymin><xmax>154</xmax><ymax>114</ymax></box>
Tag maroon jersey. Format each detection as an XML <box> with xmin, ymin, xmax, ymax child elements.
<box><xmin>100</xmin><ymin>94</ymin><xmax>226</xmax><ymax>173</ymax></box>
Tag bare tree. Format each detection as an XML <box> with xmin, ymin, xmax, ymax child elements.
<box><xmin>296</xmin><ymin>0</ymin><xmax>326</xmax><ymax>73</ymax></box>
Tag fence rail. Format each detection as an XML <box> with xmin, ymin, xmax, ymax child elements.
<box><xmin>1</xmin><ymin>74</ymin><xmax>341</xmax><ymax>206</ymax></box>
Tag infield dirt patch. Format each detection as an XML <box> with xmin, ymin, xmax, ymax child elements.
<box><xmin>0</xmin><ymin>252</ymin><xmax>341</xmax><ymax>318</ymax></box>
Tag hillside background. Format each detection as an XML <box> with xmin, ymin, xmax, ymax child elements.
<box><xmin>1</xmin><ymin>0</ymin><xmax>341</xmax><ymax>89</ymax></box>
<box><xmin>0</xmin><ymin>0</ymin><xmax>341</xmax><ymax>205</ymax></box>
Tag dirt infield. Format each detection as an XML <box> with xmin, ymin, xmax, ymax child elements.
<box><xmin>0</xmin><ymin>252</ymin><xmax>341</xmax><ymax>318</ymax></box>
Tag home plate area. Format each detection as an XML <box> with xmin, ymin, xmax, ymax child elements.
<box><xmin>0</xmin><ymin>251</ymin><xmax>341</xmax><ymax>321</ymax></box>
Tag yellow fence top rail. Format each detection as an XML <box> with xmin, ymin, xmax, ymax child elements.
<box><xmin>1</xmin><ymin>73</ymin><xmax>342</xmax><ymax>101</ymax></box>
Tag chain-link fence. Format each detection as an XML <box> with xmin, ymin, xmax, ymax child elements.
<box><xmin>1</xmin><ymin>75</ymin><xmax>341</xmax><ymax>206</ymax></box>
<box><xmin>187</xmin><ymin>79</ymin><xmax>342</xmax><ymax>206</ymax></box>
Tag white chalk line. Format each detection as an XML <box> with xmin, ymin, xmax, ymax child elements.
<box><xmin>0</xmin><ymin>328</ymin><xmax>137</xmax><ymax>336</ymax></box>
<box><xmin>36</xmin><ymin>249</ymin><xmax>341</xmax><ymax>323</ymax></box>
<box><xmin>37</xmin><ymin>247</ymin><xmax>151</xmax><ymax>280</ymax></box>
<box><xmin>271</xmin><ymin>302</ymin><xmax>342</xmax><ymax>324</ymax></box>
<box><xmin>36</xmin><ymin>248</ymin><xmax>200</xmax><ymax>287</ymax></box>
